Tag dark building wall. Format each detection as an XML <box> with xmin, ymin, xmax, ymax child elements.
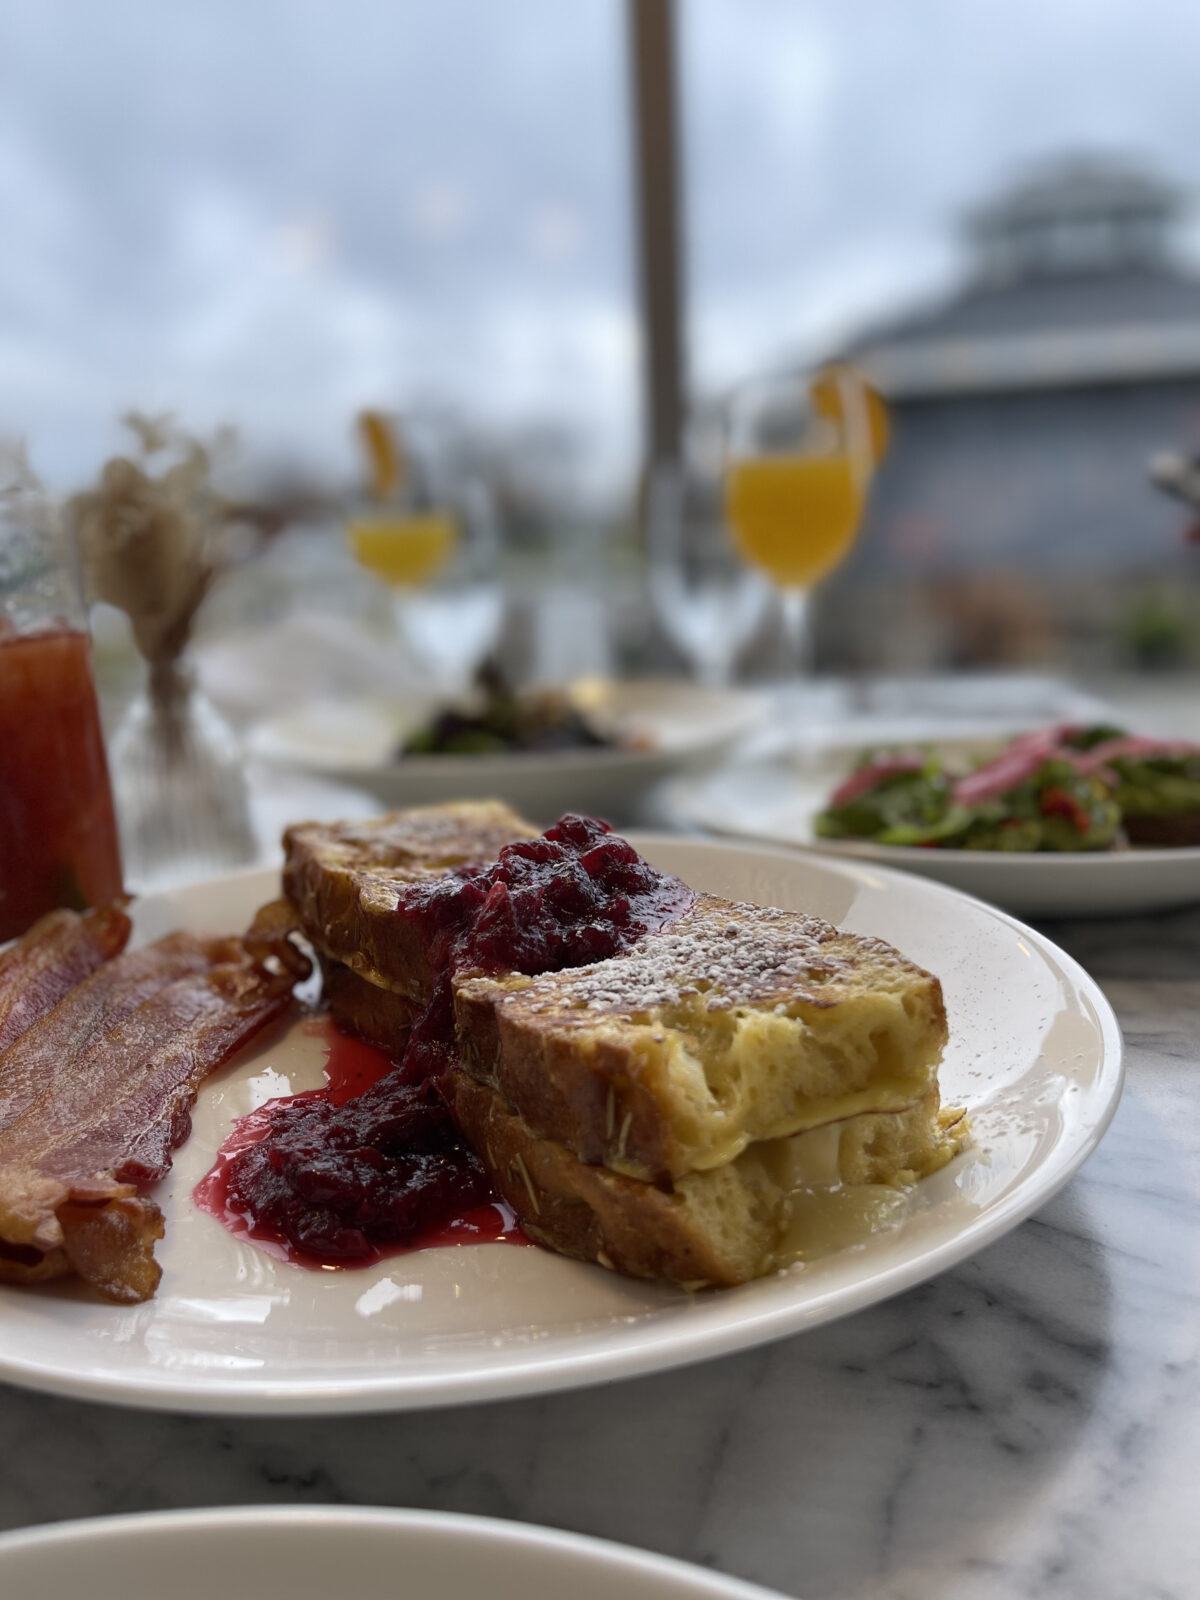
<box><xmin>855</xmin><ymin>379</ymin><xmax>1200</xmax><ymax>575</ymax></box>
<box><xmin>812</xmin><ymin>379</ymin><xmax>1200</xmax><ymax>671</ymax></box>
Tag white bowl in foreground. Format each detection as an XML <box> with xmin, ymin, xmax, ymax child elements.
<box><xmin>0</xmin><ymin>1507</ymin><xmax>788</xmax><ymax>1600</ymax></box>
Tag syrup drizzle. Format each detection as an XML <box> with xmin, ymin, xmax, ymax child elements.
<box><xmin>193</xmin><ymin>1017</ymin><xmax>527</xmax><ymax>1270</ymax></box>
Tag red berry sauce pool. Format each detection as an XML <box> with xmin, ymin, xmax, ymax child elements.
<box><xmin>193</xmin><ymin>1018</ymin><xmax>526</xmax><ymax>1268</ymax></box>
<box><xmin>195</xmin><ymin>815</ymin><xmax>694</xmax><ymax>1269</ymax></box>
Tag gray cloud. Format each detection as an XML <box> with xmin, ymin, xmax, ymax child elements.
<box><xmin>1</xmin><ymin>0</ymin><xmax>1199</xmax><ymax>495</ymax></box>
<box><xmin>684</xmin><ymin>0</ymin><xmax>1200</xmax><ymax>383</ymax></box>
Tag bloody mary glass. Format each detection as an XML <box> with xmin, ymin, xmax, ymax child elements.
<box><xmin>0</xmin><ymin>470</ymin><xmax>123</xmax><ymax>941</ymax></box>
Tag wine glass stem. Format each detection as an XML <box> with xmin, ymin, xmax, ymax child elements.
<box><xmin>693</xmin><ymin>648</ymin><xmax>733</xmax><ymax>689</ymax></box>
<box><xmin>780</xmin><ymin>587</ymin><xmax>812</xmax><ymax>676</ymax></box>
<box><xmin>389</xmin><ymin>590</ymin><xmax>433</xmax><ymax>686</ymax></box>
<box><xmin>779</xmin><ymin>586</ymin><xmax>819</xmax><ymax>765</ymax></box>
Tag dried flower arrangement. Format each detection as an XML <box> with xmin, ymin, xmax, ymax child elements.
<box><xmin>69</xmin><ymin>414</ymin><xmax>284</xmax><ymax>742</ymax></box>
<box><xmin>70</xmin><ymin>413</ymin><xmax>238</xmax><ymax>666</ymax></box>
<box><xmin>67</xmin><ymin>415</ymin><xmax>282</xmax><ymax>881</ymax></box>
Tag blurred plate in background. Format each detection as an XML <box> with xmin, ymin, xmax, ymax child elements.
<box><xmin>663</xmin><ymin>753</ymin><xmax>1200</xmax><ymax>918</ymax></box>
<box><xmin>742</xmin><ymin>674</ymin><xmax>1118</xmax><ymax>762</ymax></box>
<box><xmin>248</xmin><ymin>679</ymin><xmax>766</xmax><ymax>825</ymax></box>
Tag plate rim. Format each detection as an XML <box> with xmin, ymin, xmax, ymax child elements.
<box><xmin>0</xmin><ymin>837</ymin><xmax>1124</xmax><ymax>1416</ymax></box>
<box><xmin>0</xmin><ymin>1505</ymin><xmax>786</xmax><ymax>1600</ymax></box>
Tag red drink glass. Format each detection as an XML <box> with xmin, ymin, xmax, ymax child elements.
<box><xmin>0</xmin><ymin>623</ymin><xmax>124</xmax><ymax>941</ymax></box>
<box><xmin>0</xmin><ymin>469</ymin><xmax>123</xmax><ymax>941</ymax></box>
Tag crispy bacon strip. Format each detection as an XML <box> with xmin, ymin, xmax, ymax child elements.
<box><xmin>0</xmin><ymin>933</ymin><xmax>219</xmax><ymax>1132</ymax></box>
<box><xmin>0</xmin><ymin>928</ymin><xmax>309</xmax><ymax>1303</ymax></box>
<box><xmin>0</xmin><ymin>905</ymin><xmax>132</xmax><ymax>1056</ymax></box>
<box><xmin>244</xmin><ymin>897</ymin><xmax>305</xmax><ymax>965</ymax></box>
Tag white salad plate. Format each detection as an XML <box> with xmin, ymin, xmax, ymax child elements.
<box><xmin>0</xmin><ymin>837</ymin><xmax>1122</xmax><ymax>1415</ymax></box>
<box><xmin>0</xmin><ymin>1506</ymin><xmax>786</xmax><ymax>1600</ymax></box>
<box><xmin>664</xmin><ymin>756</ymin><xmax>1200</xmax><ymax>918</ymax></box>
<box><xmin>248</xmin><ymin>679</ymin><xmax>766</xmax><ymax>825</ymax></box>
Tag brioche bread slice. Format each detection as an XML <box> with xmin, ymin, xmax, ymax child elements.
<box><xmin>283</xmin><ymin>800</ymin><xmax>537</xmax><ymax>1001</ymax></box>
<box><xmin>447</xmin><ymin>1072</ymin><xmax>966</xmax><ymax>1287</ymax></box>
<box><xmin>320</xmin><ymin>956</ymin><xmax>422</xmax><ymax>1057</ymax></box>
<box><xmin>452</xmin><ymin>894</ymin><xmax>948</xmax><ymax>1185</ymax></box>
<box><xmin>1123</xmin><ymin>812</ymin><xmax>1200</xmax><ymax>847</ymax></box>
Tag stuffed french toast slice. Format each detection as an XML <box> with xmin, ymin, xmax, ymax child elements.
<box><xmin>452</xmin><ymin>894</ymin><xmax>949</xmax><ymax>1184</ymax></box>
<box><xmin>447</xmin><ymin>893</ymin><xmax>964</xmax><ymax>1287</ymax></box>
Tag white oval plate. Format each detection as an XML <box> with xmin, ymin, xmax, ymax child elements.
<box><xmin>0</xmin><ymin>1507</ymin><xmax>785</xmax><ymax>1600</ymax></box>
<box><xmin>0</xmin><ymin>837</ymin><xmax>1122</xmax><ymax>1415</ymax></box>
<box><xmin>248</xmin><ymin>680</ymin><xmax>765</xmax><ymax>825</ymax></box>
<box><xmin>664</xmin><ymin>757</ymin><xmax>1200</xmax><ymax>918</ymax></box>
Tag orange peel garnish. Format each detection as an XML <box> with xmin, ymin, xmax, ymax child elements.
<box><xmin>810</xmin><ymin>363</ymin><xmax>890</xmax><ymax>469</ymax></box>
<box><xmin>357</xmin><ymin>410</ymin><xmax>405</xmax><ymax>501</ymax></box>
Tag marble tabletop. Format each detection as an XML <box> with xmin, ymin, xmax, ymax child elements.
<box><xmin>0</xmin><ymin>896</ymin><xmax>1195</xmax><ymax>1600</ymax></box>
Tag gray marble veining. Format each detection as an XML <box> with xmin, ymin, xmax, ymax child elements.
<box><xmin>1</xmin><ymin>909</ymin><xmax>1198</xmax><ymax>1600</ymax></box>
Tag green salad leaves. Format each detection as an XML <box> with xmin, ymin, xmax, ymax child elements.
<box><xmin>815</xmin><ymin>723</ymin><xmax>1200</xmax><ymax>852</ymax></box>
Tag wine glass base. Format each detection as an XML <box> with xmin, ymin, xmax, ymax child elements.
<box><xmin>764</xmin><ymin>677</ymin><xmax>850</xmax><ymax>771</ymax></box>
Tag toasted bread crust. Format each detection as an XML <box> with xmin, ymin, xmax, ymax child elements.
<box><xmin>448</xmin><ymin>1072</ymin><xmax>967</xmax><ymax>1288</ymax></box>
<box><xmin>283</xmin><ymin>801</ymin><xmax>537</xmax><ymax>998</ymax></box>
<box><xmin>321</xmin><ymin>957</ymin><xmax>421</xmax><ymax>1057</ymax></box>
<box><xmin>446</xmin><ymin>1071</ymin><xmax>765</xmax><ymax>1285</ymax></box>
<box><xmin>454</xmin><ymin>895</ymin><xmax>948</xmax><ymax>1183</ymax></box>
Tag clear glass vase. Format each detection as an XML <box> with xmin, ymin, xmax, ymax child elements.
<box><xmin>108</xmin><ymin>656</ymin><xmax>257</xmax><ymax>890</ymax></box>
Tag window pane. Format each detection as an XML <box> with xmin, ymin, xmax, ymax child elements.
<box><xmin>0</xmin><ymin>0</ymin><xmax>636</xmax><ymax>501</ymax></box>
<box><xmin>682</xmin><ymin>1</ymin><xmax>1200</xmax><ymax>671</ymax></box>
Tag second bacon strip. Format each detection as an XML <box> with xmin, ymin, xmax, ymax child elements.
<box><xmin>0</xmin><ymin>921</ymin><xmax>306</xmax><ymax>1303</ymax></box>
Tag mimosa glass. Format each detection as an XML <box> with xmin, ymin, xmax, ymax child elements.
<box><xmin>348</xmin><ymin>415</ymin><xmax>502</xmax><ymax>691</ymax></box>
<box><xmin>724</xmin><ymin>363</ymin><xmax>886</xmax><ymax>678</ymax></box>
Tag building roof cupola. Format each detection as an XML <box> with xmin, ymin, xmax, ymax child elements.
<box><xmin>964</xmin><ymin>155</ymin><xmax>1181</xmax><ymax>284</ymax></box>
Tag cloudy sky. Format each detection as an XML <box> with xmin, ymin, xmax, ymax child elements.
<box><xmin>2</xmin><ymin>0</ymin><xmax>1200</xmax><ymax>497</ymax></box>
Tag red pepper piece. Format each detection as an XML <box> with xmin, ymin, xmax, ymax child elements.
<box><xmin>1039</xmin><ymin>786</ymin><xmax>1091</xmax><ymax>834</ymax></box>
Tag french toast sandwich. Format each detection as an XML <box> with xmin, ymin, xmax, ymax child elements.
<box><xmin>282</xmin><ymin>802</ymin><xmax>965</xmax><ymax>1288</ymax></box>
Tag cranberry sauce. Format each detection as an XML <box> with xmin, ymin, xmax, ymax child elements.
<box><xmin>302</xmin><ymin>1015</ymin><xmax>396</xmax><ymax>1103</ymax></box>
<box><xmin>396</xmin><ymin>813</ymin><xmax>696</xmax><ymax>1081</ymax></box>
<box><xmin>193</xmin><ymin>1018</ymin><xmax>525</xmax><ymax>1268</ymax></box>
<box><xmin>405</xmin><ymin>813</ymin><xmax>695</xmax><ymax>978</ymax></box>
<box><xmin>198</xmin><ymin>816</ymin><xmax>692</xmax><ymax>1269</ymax></box>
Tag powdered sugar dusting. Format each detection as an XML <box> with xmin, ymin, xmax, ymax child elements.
<box><xmin>511</xmin><ymin>899</ymin><xmax>853</xmax><ymax>1016</ymax></box>
<box><xmin>294</xmin><ymin>802</ymin><xmax>533</xmax><ymax>875</ymax></box>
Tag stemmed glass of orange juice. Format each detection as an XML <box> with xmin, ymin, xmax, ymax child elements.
<box><xmin>347</xmin><ymin>411</ymin><xmax>502</xmax><ymax>689</ymax></box>
<box><xmin>724</xmin><ymin>363</ymin><xmax>888</xmax><ymax>680</ymax></box>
